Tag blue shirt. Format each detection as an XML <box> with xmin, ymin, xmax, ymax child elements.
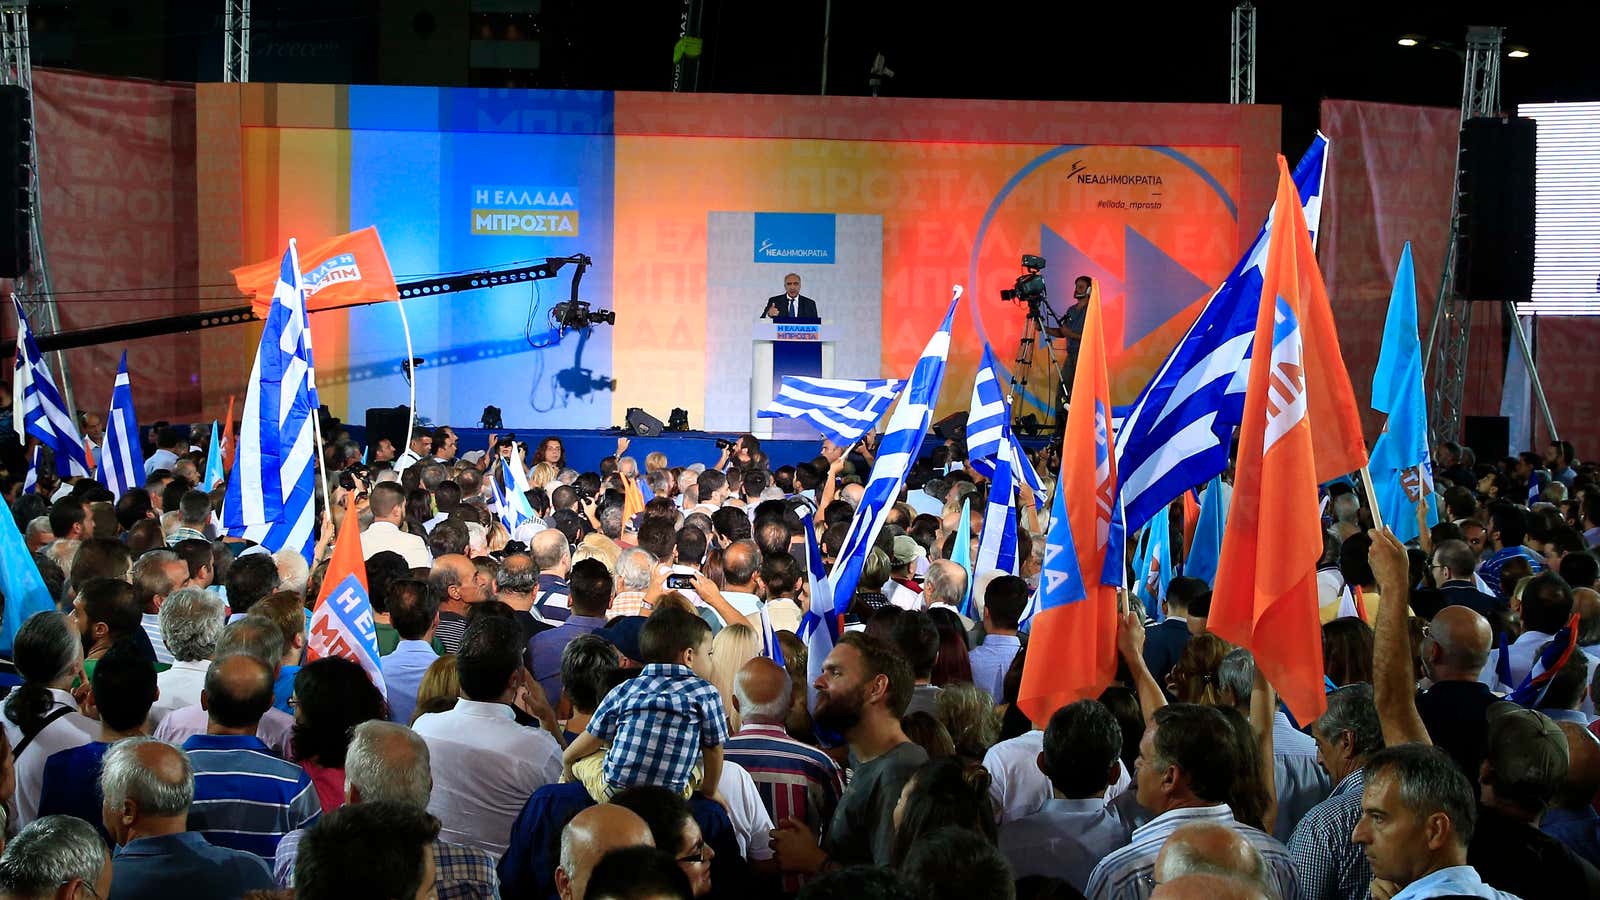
<box><xmin>1543</xmin><ymin>805</ymin><xmax>1600</xmax><ymax>870</ymax></box>
<box><xmin>1390</xmin><ymin>865</ymin><xmax>1522</xmax><ymax>900</ymax></box>
<box><xmin>1272</xmin><ymin>710</ymin><xmax>1331</xmax><ymax>843</ymax></box>
<box><xmin>1479</xmin><ymin>545</ymin><xmax>1544</xmax><ymax>598</ymax></box>
<box><xmin>530</xmin><ymin>614</ymin><xmax>607</xmax><ymax>704</ymax></box>
<box><xmin>38</xmin><ymin>741</ymin><xmax>113</xmax><ymax>845</ymax></box>
<box><xmin>1287</xmin><ymin>767</ymin><xmax>1370</xmax><ymax>900</ymax></box>
<box><xmin>999</xmin><ymin>796</ymin><xmax>1133</xmax><ymax>891</ymax></box>
<box><xmin>536</xmin><ymin>574</ymin><xmax>571</xmax><ymax>623</ymax></box>
<box><xmin>272</xmin><ymin>665</ymin><xmax>300</xmax><ymax>715</ymax></box>
<box><xmin>382</xmin><ymin>639</ymin><xmax>439</xmax><ymax>726</ymax></box>
<box><xmin>109</xmin><ymin>831</ymin><xmax>275</xmax><ymax>900</ymax></box>
<box><xmin>183</xmin><ymin>733</ymin><xmax>322</xmax><ymax>861</ymax></box>
<box><xmin>968</xmin><ymin>633</ymin><xmax>1021</xmax><ymax>702</ymax></box>
<box><xmin>588</xmin><ymin>663</ymin><xmax>729</xmax><ymax>794</ymax></box>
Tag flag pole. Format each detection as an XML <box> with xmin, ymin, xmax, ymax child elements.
<box><xmin>395</xmin><ymin>296</ymin><xmax>417</xmax><ymax>453</ymax></box>
<box><xmin>1359</xmin><ymin>464</ymin><xmax>1385</xmax><ymax>533</ymax></box>
<box><xmin>290</xmin><ymin>238</ymin><xmax>336</xmax><ymax>542</ymax></box>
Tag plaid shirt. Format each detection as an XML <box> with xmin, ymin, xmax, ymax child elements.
<box><xmin>275</xmin><ymin>829</ymin><xmax>498</xmax><ymax>899</ymax></box>
<box><xmin>609</xmin><ymin>590</ymin><xmax>648</xmax><ymax>619</ymax></box>
<box><xmin>1287</xmin><ymin>767</ymin><xmax>1370</xmax><ymax>900</ymax></box>
<box><xmin>588</xmin><ymin>663</ymin><xmax>729</xmax><ymax>794</ymax></box>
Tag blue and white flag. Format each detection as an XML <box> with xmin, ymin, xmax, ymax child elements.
<box><xmin>1368</xmin><ymin>243</ymin><xmax>1437</xmax><ymax>544</ymax></box>
<box><xmin>0</xmin><ymin>499</ymin><xmax>55</xmax><ymax>657</ymax></box>
<box><xmin>11</xmin><ymin>296</ymin><xmax>89</xmax><ymax>477</ymax></box>
<box><xmin>975</xmin><ymin>437</ymin><xmax>1019</xmax><ymax>579</ymax></box>
<box><xmin>95</xmin><ymin>352</ymin><xmax>143</xmax><ymax>500</ymax></box>
<box><xmin>1183</xmin><ymin>477</ymin><xmax>1229</xmax><ymax>587</ymax></box>
<box><xmin>1115</xmin><ymin>133</ymin><xmax>1329</xmax><ymax>533</ymax></box>
<box><xmin>966</xmin><ymin>345</ymin><xmax>1045</xmax><ymax>508</ymax></box>
<box><xmin>828</xmin><ymin>288</ymin><xmax>961</xmax><ymax>604</ymax></box>
<box><xmin>202</xmin><ymin>421</ymin><xmax>225</xmax><ymax>491</ymax></box>
<box><xmin>794</xmin><ymin>505</ymin><xmax>841</xmax><ymax>743</ymax></box>
<box><xmin>755</xmin><ymin>603</ymin><xmax>786</xmax><ymax>667</ymax></box>
<box><xmin>221</xmin><ymin>240</ymin><xmax>323</xmax><ymax>562</ymax></box>
<box><xmin>951</xmin><ymin>496</ymin><xmax>975</xmax><ymax>617</ymax></box>
<box><xmin>758</xmin><ymin>376</ymin><xmax>905</xmax><ymax>448</ymax></box>
<box><xmin>21</xmin><ymin>445</ymin><xmax>39</xmax><ymax>495</ymax></box>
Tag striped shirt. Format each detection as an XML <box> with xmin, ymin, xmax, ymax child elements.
<box><xmin>1288</xmin><ymin>768</ymin><xmax>1370</xmax><ymax>900</ymax></box>
<box><xmin>1084</xmin><ymin>803</ymin><xmax>1299</xmax><ymax>900</ymax></box>
<box><xmin>183</xmin><ymin>733</ymin><xmax>322</xmax><ymax>861</ymax></box>
<box><xmin>142</xmin><ymin>612</ymin><xmax>175</xmax><ymax>665</ymax></box>
<box><xmin>724</xmin><ymin>722</ymin><xmax>845</xmax><ymax>835</ymax></box>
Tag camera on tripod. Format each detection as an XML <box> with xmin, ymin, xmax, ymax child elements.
<box><xmin>999</xmin><ymin>254</ymin><xmax>1048</xmax><ymax>307</ymax></box>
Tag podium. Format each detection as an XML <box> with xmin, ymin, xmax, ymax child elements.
<box><xmin>751</xmin><ymin>318</ymin><xmax>838</xmax><ymax>439</ymax></box>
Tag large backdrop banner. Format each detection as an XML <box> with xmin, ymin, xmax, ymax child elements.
<box><xmin>192</xmin><ymin>86</ymin><xmax>1281</xmax><ymax>431</ymax></box>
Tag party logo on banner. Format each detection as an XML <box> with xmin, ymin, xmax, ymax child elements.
<box><xmin>470</xmin><ymin>185</ymin><xmax>581</xmax><ymax>236</ymax></box>
<box><xmin>303</xmin><ymin>253</ymin><xmax>363</xmax><ymax>297</ymax></box>
<box><xmin>754</xmin><ymin>212</ymin><xmax>835</xmax><ymax>263</ymax></box>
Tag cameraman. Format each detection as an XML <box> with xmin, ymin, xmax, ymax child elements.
<box><xmin>1044</xmin><ymin>275</ymin><xmax>1092</xmax><ymax>398</ymax></box>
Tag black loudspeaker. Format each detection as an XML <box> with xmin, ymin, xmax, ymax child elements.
<box><xmin>625</xmin><ymin>407</ymin><xmax>664</xmax><ymax>437</ymax></box>
<box><xmin>1457</xmin><ymin>116</ymin><xmax>1536</xmax><ymax>303</ymax></box>
<box><xmin>365</xmin><ymin>406</ymin><xmax>411</xmax><ymax>452</ymax></box>
<box><xmin>932</xmin><ymin>411</ymin><xmax>969</xmax><ymax>444</ymax></box>
<box><xmin>1463</xmin><ymin>415</ymin><xmax>1511</xmax><ymax>466</ymax></box>
<box><xmin>0</xmin><ymin>85</ymin><xmax>30</xmax><ymax>280</ymax></box>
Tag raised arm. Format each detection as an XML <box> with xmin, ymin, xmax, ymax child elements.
<box><xmin>1116</xmin><ymin>608</ymin><xmax>1167</xmax><ymax>725</ymax></box>
<box><xmin>1369</xmin><ymin>527</ymin><xmax>1431</xmax><ymax>746</ymax></box>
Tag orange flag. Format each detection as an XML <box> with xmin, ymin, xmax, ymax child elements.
<box><xmin>621</xmin><ymin>473</ymin><xmax>647</xmax><ymax>527</ymax></box>
<box><xmin>231</xmin><ymin>226</ymin><xmax>399</xmax><ymax>318</ymax></box>
<box><xmin>306</xmin><ymin>496</ymin><xmax>386</xmax><ymax>695</ymax></box>
<box><xmin>1209</xmin><ymin>155</ymin><xmax>1368</xmax><ymax>723</ymax></box>
<box><xmin>1181</xmin><ymin>489</ymin><xmax>1200</xmax><ymax>555</ymax></box>
<box><xmin>1017</xmin><ymin>279</ymin><xmax>1123</xmax><ymax>724</ymax></box>
<box><xmin>222</xmin><ymin>394</ymin><xmax>236</xmax><ymax>473</ymax></box>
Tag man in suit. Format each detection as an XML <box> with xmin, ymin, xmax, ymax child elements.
<box><xmin>1143</xmin><ymin>576</ymin><xmax>1206</xmax><ymax>695</ymax></box>
<box><xmin>761</xmin><ymin>273</ymin><xmax>818</xmax><ymax>319</ymax></box>
<box><xmin>1414</xmin><ymin>539</ymin><xmax>1504</xmax><ymax>621</ymax></box>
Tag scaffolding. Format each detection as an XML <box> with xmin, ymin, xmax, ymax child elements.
<box><xmin>224</xmin><ymin>0</ymin><xmax>251</xmax><ymax>83</ymax></box>
<box><xmin>1230</xmin><ymin>2</ymin><xmax>1256</xmax><ymax>104</ymax></box>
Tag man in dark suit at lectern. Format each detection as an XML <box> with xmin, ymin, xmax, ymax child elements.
<box><xmin>761</xmin><ymin>273</ymin><xmax>819</xmax><ymax>319</ymax></box>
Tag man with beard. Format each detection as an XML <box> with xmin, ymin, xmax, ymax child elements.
<box><xmin>768</xmin><ymin>632</ymin><xmax>926</xmax><ymax>871</ymax></box>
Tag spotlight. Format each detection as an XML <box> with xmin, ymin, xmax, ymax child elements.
<box><xmin>667</xmin><ymin>408</ymin><xmax>690</xmax><ymax>432</ymax></box>
<box><xmin>1506</xmin><ymin>46</ymin><xmax>1530</xmax><ymax>58</ymax></box>
<box><xmin>1396</xmin><ymin>36</ymin><xmax>1420</xmax><ymax>47</ymax></box>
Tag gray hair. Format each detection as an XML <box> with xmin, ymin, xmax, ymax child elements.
<box><xmin>1152</xmin><ymin>822</ymin><xmax>1269</xmax><ymax>890</ymax></box>
<box><xmin>615</xmin><ymin>548</ymin><xmax>656</xmax><ymax>592</ymax></box>
<box><xmin>495</xmin><ymin>555</ymin><xmax>539</xmax><ymax>594</ymax></box>
<box><xmin>1332</xmin><ymin>493</ymin><xmax>1360</xmax><ymax>524</ymax></box>
<box><xmin>1314</xmin><ymin>683</ymin><xmax>1384</xmax><ymax>759</ymax></box>
<box><xmin>0</xmin><ymin>815</ymin><xmax>107</xmax><ymax>897</ymax></box>
<box><xmin>24</xmin><ymin>516</ymin><xmax>51</xmax><ymax>542</ymax></box>
<box><xmin>99</xmin><ymin>737</ymin><xmax>193</xmax><ymax>817</ymax></box>
<box><xmin>1434</xmin><ymin>540</ymin><xmax>1477</xmax><ymax>580</ymax></box>
<box><xmin>345</xmin><ymin>721</ymin><xmax>432</xmax><ymax>809</ymax></box>
<box><xmin>924</xmin><ymin>559</ymin><xmax>968</xmax><ymax>608</ymax></box>
<box><xmin>733</xmin><ymin>670</ymin><xmax>792</xmax><ymax>724</ymax></box>
<box><xmin>216</xmin><ymin>614</ymin><xmax>286</xmax><ymax>667</ymax></box>
<box><xmin>273</xmin><ymin>550</ymin><xmax>311</xmax><ymax>597</ymax></box>
<box><xmin>159</xmin><ymin>587</ymin><xmax>227</xmax><ymax>662</ymax></box>
<box><xmin>1217</xmin><ymin>648</ymin><xmax>1256</xmax><ymax>707</ymax></box>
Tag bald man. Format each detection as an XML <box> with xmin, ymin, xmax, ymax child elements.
<box><xmin>532</xmin><ymin>530</ymin><xmax>574</xmax><ymax>622</ymax></box>
<box><xmin>184</xmin><ymin>655</ymin><xmax>321</xmax><ymax>860</ymax></box>
<box><xmin>1150</xmin><ymin>872</ymin><xmax>1271</xmax><ymax>900</ymax></box>
<box><xmin>1544</xmin><ymin>722</ymin><xmax>1600</xmax><ymax>867</ymax></box>
<box><xmin>556</xmin><ymin>804</ymin><xmax>655</xmax><ymax>900</ymax></box>
<box><xmin>1415</xmin><ymin>605</ymin><xmax>1499</xmax><ymax>781</ymax></box>
<box><xmin>726</xmin><ymin>658</ymin><xmax>845</xmax><ymax>840</ymax></box>
<box><xmin>719</xmin><ymin>540</ymin><xmax>765</xmax><ymax>618</ymax></box>
<box><xmin>101</xmin><ymin>737</ymin><xmax>276</xmax><ymax>896</ymax></box>
<box><xmin>430</xmin><ymin>553</ymin><xmax>491</xmax><ymax>653</ymax></box>
<box><xmin>1153</xmin><ymin>822</ymin><xmax>1272</xmax><ymax>894</ymax></box>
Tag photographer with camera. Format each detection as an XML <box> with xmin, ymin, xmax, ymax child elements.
<box><xmin>1043</xmin><ymin>276</ymin><xmax>1092</xmax><ymax>394</ymax></box>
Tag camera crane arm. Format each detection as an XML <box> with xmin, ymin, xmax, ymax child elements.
<box><xmin>2</xmin><ymin>255</ymin><xmax>594</xmax><ymax>355</ymax></box>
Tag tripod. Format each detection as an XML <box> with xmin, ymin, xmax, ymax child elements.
<box><xmin>1008</xmin><ymin>298</ymin><xmax>1071</xmax><ymax>434</ymax></box>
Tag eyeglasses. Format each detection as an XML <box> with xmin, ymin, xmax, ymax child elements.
<box><xmin>676</xmin><ymin>840</ymin><xmax>710</xmax><ymax>865</ymax></box>
<box><xmin>64</xmin><ymin>879</ymin><xmax>100</xmax><ymax>900</ymax></box>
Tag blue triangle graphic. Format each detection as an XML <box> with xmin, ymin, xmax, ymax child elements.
<box><xmin>1121</xmin><ymin>226</ymin><xmax>1211</xmax><ymax>350</ymax></box>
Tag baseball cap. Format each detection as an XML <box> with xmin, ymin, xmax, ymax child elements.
<box><xmin>1485</xmin><ymin>702</ymin><xmax>1570</xmax><ymax>806</ymax></box>
<box><xmin>597</xmin><ymin>615</ymin><xmax>647</xmax><ymax>665</ymax></box>
<box><xmin>891</xmin><ymin>535</ymin><xmax>925</xmax><ymax>567</ymax></box>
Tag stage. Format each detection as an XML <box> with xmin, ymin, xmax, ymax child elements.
<box><xmin>339</xmin><ymin>424</ymin><xmax>1057</xmax><ymax>478</ymax></box>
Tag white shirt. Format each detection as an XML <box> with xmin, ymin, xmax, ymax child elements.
<box><xmin>395</xmin><ymin>449</ymin><xmax>423</xmax><ymax>474</ymax></box>
<box><xmin>361</xmin><ymin>521</ymin><xmax>433</xmax><ymax>570</ymax></box>
<box><xmin>886</xmin><ymin>581</ymin><xmax>923</xmax><ymax>611</ymax></box>
<box><xmin>764</xmin><ymin>598</ymin><xmax>803</xmax><ymax>634</ymax></box>
<box><xmin>983</xmin><ymin>729</ymin><xmax>1131</xmax><ymax>825</ymax></box>
<box><xmin>413</xmin><ymin>698</ymin><xmax>562</xmax><ymax>858</ymax></box>
<box><xmin>721</xmin><ymin>591</ymin><xmax>762</xmax><ymax>618</ymax></box>
<box><xmin>4</xmin><ymin>688</ymin><xmax>98</xmax><ymax>827</ymax></box>
<box><xmin>153</xmin><ymin>704</ymin><xmax>296</xmax><ymax>758</ymax></box>
<box><xmin>719</xmin><ymin>760</ymin><xmax>775</xmax><ymax>861</ymax></box>
<box><xmin>150</xmin><ymin>659</ymin><xmax>210</xmax><ymax>726</ymax></box>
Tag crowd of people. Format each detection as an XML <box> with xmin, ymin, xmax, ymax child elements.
<box><xmin>0</xmin><ymin>418</ymin><xmax>1597</xmax><ymax>900</ymax></box>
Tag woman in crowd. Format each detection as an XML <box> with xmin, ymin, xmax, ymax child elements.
<box><xmin>291</xmin><ymin>657</ymin><xmax>387</xmax><ymax>813</ymax></box>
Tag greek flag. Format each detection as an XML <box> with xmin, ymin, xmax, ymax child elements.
<box><xmin>95</xmin><ymin>353</ymin><xmax>143</xmax><ymax>500</ymax></box>
<box><xmin>975</xmin><ymin>436</ymin><xmax>1019</xmax><ymax>578</ymax></box>
<box><xmin>758</xmin><ymin>377</ymin><xmax>905</xmax><ymax>448</ymax></box>
<box><xmin>222</xmin><ymin>240</ymin><xmax>322</xmax><ymax>562</ymax></box>
<box><xmin>11</xmin><ymin>295</ymin><xmax>89</xmax><ymax>477</ymax></box>
<box><xmin>1115</xmin><ymin>133</ymin><xmax>1329</xmax><ymax>532</ymax></box>
<box><xmin>21</xmin><ymin>445</ymin><xmax>39</xmax><ymax>494</ymax></box>
<box><xmin>794</xmin><ymin>505</ymin><xmax>839</xmax><ymax>741</ymax></box>
<box><xmin>829</xmin><ymin>288</ymin><xmax>961</xmax><ymax>604</ymax></box>
<box><xmin>966</xmin><ymin>345</ymin><xmax>1045</xmax><ymax>507</ymax></box>
<box><xmin>756</xmin><ymin>604</ymin><xmax>786</xmax><ymax>667</ymax></box>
